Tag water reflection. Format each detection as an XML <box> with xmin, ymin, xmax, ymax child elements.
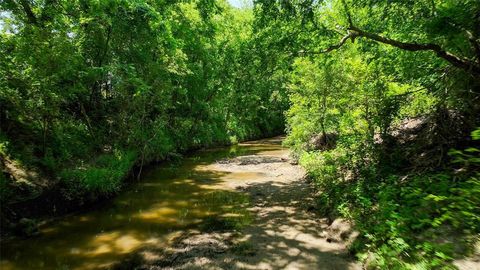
<box><xmin>0</xmin><ymin>137</ymin><xmax>286</xmax><ymax>270</ymax></box>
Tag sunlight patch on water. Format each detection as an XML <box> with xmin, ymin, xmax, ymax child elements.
<box><xmin>0</xmin><ymin>137</ymin><xmax>285</xmax><ymax>270</ymax></box>
<box><xmin>85</xmin><ymin>232</ymin><xmax>144</xmax><ymax>257</ymax></box>
<box><xmin>135</xmin><ymin>207</ymin><xmax>180</xmax><ymax>221</ymax></box>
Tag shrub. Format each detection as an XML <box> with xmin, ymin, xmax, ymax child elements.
<box><xmin>299</xmin><ymin>129</ymin><xmax>480</xmax><ymax>268</ymax></box>
<box><xmin>60</xmin><ymin>150</ymin><xmax>137</xmax><ymax>198</ymax></box>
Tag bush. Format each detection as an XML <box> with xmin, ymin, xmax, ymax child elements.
<box><xmin>298</xmin><ymin>129</ymin><xmax>480</xmax><ymax>269</ymax></box>
<box><xmin>60</xmin><ymin>150</ymin><xmax>137</xmax><ymax>198</ymax></box>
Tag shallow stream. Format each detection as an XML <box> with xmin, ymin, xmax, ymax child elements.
<box><xmin>0</xmin><ymin>137</ymin><xmax>286</xmax><ymax>270</ymax></box>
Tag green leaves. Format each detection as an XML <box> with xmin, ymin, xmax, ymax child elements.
<box><xmin>1</xmin><ymin>1</ymin><xmax>479</xmax><ymax>267</ymax></box>
<box><xmin>0</xmin><ymin>0</ymin><xmax>290</xmax><ymax>205</ymax></box>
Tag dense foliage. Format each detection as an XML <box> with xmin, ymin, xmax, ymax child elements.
<box><xmin>0</xmin><ymin>0</ymin><xmax>287</xmax><ymax>200</ymax></box>
<box><xmin>251</xmin><ymin>0</ymin><xmax>480</xmax><ymax>268</ymax></box>
<box><xmin>1</xmin><ymin>0</ymin><xmax>480</xmax><ymax>268</ymax></box>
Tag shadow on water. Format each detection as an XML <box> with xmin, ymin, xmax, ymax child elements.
<box><xmin>0</xmin><ymin>138</ymin><xmax>286</xmax><ymax>270</ymax></box>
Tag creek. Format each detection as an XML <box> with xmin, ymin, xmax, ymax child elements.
<box><xmin>0</xmin><ymin>137</ymin><xmax>286</xmax><ymax>270</ymax></box>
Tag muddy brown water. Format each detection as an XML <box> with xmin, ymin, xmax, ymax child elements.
<box><xmin>0</xmin><ymin>137</ymin><xmax>287</xmax><ymax>270</ymax></box>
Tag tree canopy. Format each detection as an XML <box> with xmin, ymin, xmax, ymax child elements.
<box><xmin>1</xmin><ymin>0</ymin><xmax>479</xmax><ymax>269</ymax></box>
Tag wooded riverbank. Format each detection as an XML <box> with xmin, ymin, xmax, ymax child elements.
<box><xmin>1</xmin><ymin>0</ymin><xmax>479</xmax><ymax>268</ymax></box>
<box><xmin>2</xmin><ymin>137</ymin><xmax>356</xmax><ymax>270</ymax></box>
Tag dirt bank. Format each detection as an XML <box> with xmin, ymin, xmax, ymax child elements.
<box><xmin>117</xmin><ymin>138</ymin><xmax>361</xmax><ymax>270</ymax></box>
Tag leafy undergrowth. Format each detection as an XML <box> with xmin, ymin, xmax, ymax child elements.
<box><xmin>298</xmin><ymin>129</ymin><xmax>480</xmax><ymax>269</ymax></box>
<box><xmin>0</xmin><ymin>0</ymin><xmax>287</xmax><ymax>216</ymax></box>
<box><xmin>59</xmin><ymin>150</ymin><xmax>137</xmax><ymax>200</ymax></box>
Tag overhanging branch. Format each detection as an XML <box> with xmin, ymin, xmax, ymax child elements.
<box><xmin>348</xmin><ymin>26</ymin><xmax>480</xmax><ymax>76</ymax></box>
<box><xmin>298</xmin><ymin>31</ymin><xmax>357</xmax><ymax>55</ymax></box>
<box><xmin>302</xmin><ymin>25</ymin><xmax>480</xmax><ymax>76</ymax></box>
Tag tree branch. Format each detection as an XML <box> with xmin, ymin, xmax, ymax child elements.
<box><xmin>298</xmin><ymin>31</ymin><xmax>357</xmax><ymax>55</ymax></box>
<box><xmin>348</xmin><ymin>26</ymin><xmax>480</xmax><ymax>76</ymax></box>
<box><xmin>302</xmin><ymin>24</ymin><xmax>480</xmax><ymax>76</ymax></box>
<box><xmin>341</xmin><ymin>0</ymin><xmax>353</xmax><ymax>27</ymax></box>
<box><xmin>18</xmin><ymin>0</ymin><xmax>38</xmax><ymax>25</ymax></box>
